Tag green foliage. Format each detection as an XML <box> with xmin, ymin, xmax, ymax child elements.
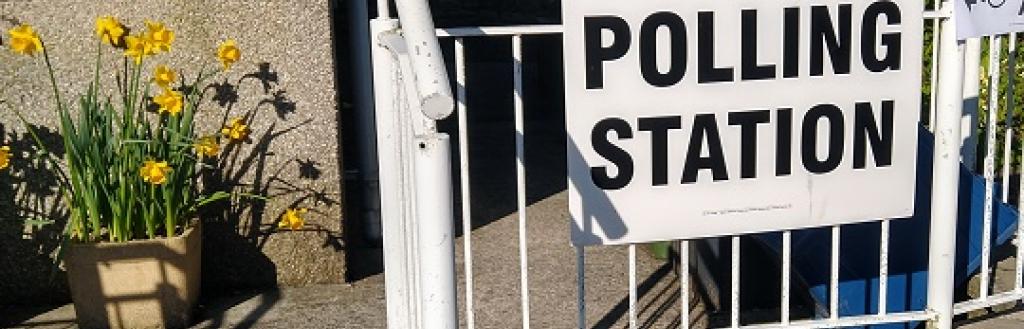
<box><xmin>977</xmin><ymin>35</ymin><xmax>1024</xmax><ymax>174</ymax></box>
<box><xmin>3</xmin><ymin>35</ymin><xmax>235</xmax><ymax>243</ymax></box>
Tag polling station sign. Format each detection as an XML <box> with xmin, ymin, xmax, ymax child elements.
<box><xmin>564</xmin><ymin>0</ymin><xmax>923</xmax><ymax>246</ymax></box>
<box><xmin>955</xmin><ymin>0</ymin><xmax>1024</xmax><ymax>39</ymax></box>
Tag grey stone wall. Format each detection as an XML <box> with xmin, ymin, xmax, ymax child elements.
<box><xmin>0</xmin><ymin>0</ymin><xmax>346</xmax><ymax>305</ymax></box>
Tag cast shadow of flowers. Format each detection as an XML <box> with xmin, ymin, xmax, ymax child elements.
<box><xmin>0</xmin><ymin>121</ymin><xmax>71</xmax><ymax>321</ymax></box>
<box><xmin>196</xmin><ymin>62</ymin><xmax>342</xmax><ymax>294</ymax></box>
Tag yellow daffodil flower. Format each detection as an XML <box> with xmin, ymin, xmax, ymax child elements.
<box><xmin>8</xmin><ymin>24</ymin><xmax>43</xmax><ymax>57</ymax></box>
<box><xmin>144</xmin><ymin>20</ymin><xmax>174</xmax><ymax>53</ymax></box>
<box><xmin>153</xmin><ymin>88</ymin><xmax>184</xmax><ymax>116</ymax></box>
<box><xmin>139</xmin><ymin>160</ymin><xmax>172</xmax><ymax>185</ymax></box>
<box><xmin>217</xmin><ymin>39</ymin><xmax>241</xmax><ymax>70</ymax></box>
<box><xmin>124</xmin><ymin>35</ymin><xmax>154</xmax><ymax>64</ymax></box>
<box><xmin>95</xmin><ymin>16</ymin><xmax>126</xmax><ymax>47</ymax></box>
<box><xmin>0</xmin><ymin>146</ymin><xmax>11</xmax><ymax>170</ymax></box>
<box><xmin>278</xmin><ymin>208</ymin><xmax>307</xmax><ymax>230</ymax></box>
<box><xmin>221</xmin><ymin>117</ymin><xmax>250</xmax><ymax>142</ymax></box>
<box><xmin>153</xmin><ymin>65</ymin><xmax>177</xmax><ymax>88</ymax></box>
<box><xmin>194</xmin><ymin>136</ymin><xmax>220</xmax><ymax>158</ymax></box>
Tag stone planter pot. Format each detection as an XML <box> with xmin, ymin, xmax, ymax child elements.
<box><xmin>65</xmin><ymin>224</ymin><xmax>201</xmax><ymax>329</ymax></box>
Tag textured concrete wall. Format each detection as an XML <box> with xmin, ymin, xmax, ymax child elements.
<box><xmin>0</xmin><ymin>0</ymin><xmax>346</xmax><ymax>305</ymax></box>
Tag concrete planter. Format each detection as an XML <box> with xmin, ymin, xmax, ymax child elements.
<box><xmin>65</xmin><ymin>224</ymin><xmax>201</xmax><ymax>329</ymax></box>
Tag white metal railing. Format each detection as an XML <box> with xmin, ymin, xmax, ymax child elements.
<box><xmin>369</xmin><ymin>0</ymin><xmax>1024</xmax><ymax>328</ymax></box>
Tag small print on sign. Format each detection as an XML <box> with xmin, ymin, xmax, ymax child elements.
<box><xmin>563</xmin><ymin>0</ymin><xmax>923</xmax><ymax>246</ymax></box>
<box><xmin>954</xmin><ymin>0</ymin><xmax>1024</xmax><ymax>39</ymax></box>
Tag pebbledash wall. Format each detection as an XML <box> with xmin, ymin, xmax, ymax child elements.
<box><xmin>0</xmin><ymin>0</ymin><xmax>347</xmax><ymax>305</ymax></box>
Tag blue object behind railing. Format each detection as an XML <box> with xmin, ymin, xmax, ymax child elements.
<box><xmin>753</xmin><ymin>126</ymin><xmax>1019</xmax><ymax>328</ymax></box>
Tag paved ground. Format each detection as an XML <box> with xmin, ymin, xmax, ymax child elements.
<box><xmin>9</xmin><ymin>191</ymin><xmax>707</xmax><ymax>329</ymax></box>
<box><xmin>957</xmin><ymin>242</ymin><xmax>1024</xmax><ymax>329</ymax></box>
<box><xmin>14</xmin><ymin>192</ymin><xmax>1024</xmax><ymax>328</ymax></box>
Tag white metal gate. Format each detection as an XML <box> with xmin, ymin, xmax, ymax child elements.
<box><xmin>366</xmin><ymin>0</ymin><xmax>1024</xmax><ymax>328</ymax></box>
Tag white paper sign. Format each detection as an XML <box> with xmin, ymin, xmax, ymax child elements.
<box><xmin>563</xmin><ymin>0</ymin><xmax>923</xmax><ymax>246</ymax></box>
<box><xmin>955</xmin><ymin>0</ymin><xmax>1024</xmax><ymax>39</ymax></box>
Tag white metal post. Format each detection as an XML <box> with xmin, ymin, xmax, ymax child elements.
<box><xmin>371</xmin><ymin>17</ymin><xmax>418</xmax><ymax>329</ymax></box>
<box><xmin>377</xmin><ymin>0</ymin><xmax>390</xmax><ymax>18</ymax></box>
<box><xmin>414</xmin><ymin>134</ymin><xmax>459</xmax><ymax>329</ymax></box>
<box><xmin>981</xmin><ymin>35</ymin><xmax>1002</xmax><ymax>299</ymax></box>
<box><xmin>927</xmin><ymin>2</ymin><xmax>966</xmax><ymax>328</ymax></box>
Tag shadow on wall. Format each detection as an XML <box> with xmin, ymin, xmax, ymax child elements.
<box><xmin>199</xmin><ymin>61</ymin><xmax>343</xmax><ymax>295</ymax></box>
<box><xmin>0</xmin><ymin>122</ymin><xmax>70</xmax><ymax>326</ymax></box>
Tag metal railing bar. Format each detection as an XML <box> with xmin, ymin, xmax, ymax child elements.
<box><xmin>511</xmin><ymin>34</ymin><xmax>531</xmax><ymax>329</ymax></box>
<box><xmin>732</xmin><ymin>236</ymin><xmax>741</xmax><ymax>328</ymax></box>
<box><xmin>455</xmin><ymin>37</ymin><xmax>476</xmax><ymax>329</ymax></box>
<box><xmin>923</xmin><ymin>9</ymin><xmax>949</xmax><ymax>19</ymax></box>
<box><xmin>830</xmin><ymin>226</ymin><xmax>841</xmax><ymax>321</ymax></box>
<box><xmin>1017</xmin><ymin>32</ymin><xmax>1024</xmax><ymax>295</ymax></box>
<box><xmin>953</xmin><ymin>291</ymin><xmax>1024</xmax><ymax>315</ymax></box>
<box><xmin>1003</xmin><ymin>34</ymin><xmax>1017</xmax><ymax>203</ymax></box>
<box><xmin>733</xmin><ymin>310</ymin><xmax>935</xmax><ymax>329</ymax></box>
<box><xmin>629</xmin><ymin>244</ymin><xmax>638</xmax><ymax>329</ymax></box>
<box><xmin>782</xmin><ymin>231</ymin><xmax>792</xmax><ymax>325</ymax></box>
<box><xmin>437</xmin><ymin>24</ymin><xmax>563</xmax><ymax>37</ymax></box>
<box><xmin>376</xmin><ymin>0</ymin><xmax>390</xmax><ymax>18</ymax></box>
<box><xmin>681</xmin><ymin>240</ymin><xmax>691</xmax><ymax>329</ymax></box>
<box><xmin>981</xmin><ymin>35</ymin><xmax>1001</xmax><ymax>300</ymax></box>
<box><xmin>929</xmin><ymin>18</ymin><xmax>940</xmax><ymax>129</ymax></box>
<box><xmin>879</xmin><ymin>219</ymin><xmax>890</xmax><ymax>315</ymax></box>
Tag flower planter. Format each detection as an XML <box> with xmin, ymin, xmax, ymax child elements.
<box><xmin>65</xmin><ymin>224</ymin><xmax>201</xmax><ymax>329</ymax></box>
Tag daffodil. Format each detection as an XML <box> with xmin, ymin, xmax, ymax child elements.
<box><xmin>8</xmin><ymin>24</ymin><xmax>43</xmax><ymax>56</ymax></box>
<box><xmin>95</xmin><ymin>16</ymin><xmax>126</xmax><ymax>47</ymax></box>
<box><xmin>153</xmin><ymin>65</ymin><xmax>177</xmax><ymax>88</ymax></box>
<box><xmin>217</xmin><ymin>39</ymin><xmax>241</xmax><ymax>70</ymax></box>
<box><xmin>0</xmin><ymin>146</ymin><xmax>11</xmax><ymax>170</ymax></box>
<box><xmin>139</xmin><ymin>160</ymin><xmax>172</xmax><ymax>185</ymax></box>
<box><xmin>194</xmin><ymin>136</ymin><xmax>220</xmax><ymax>158</ymax></box>
<box><xmin>221</xmin><ymin>117</ymin><xmax>250</xmax><ymax>142</ymax></box>
<box><xmin>153</xmin><ymin>88</ymin><xmax>183</xmax><ymax>116</ymax></box>
<box><xmin>124</xmin><ymin>35</ymin><xmax>154</xmax><ymax>64</ymax></box>
<box><xmin>278</xmin><ymin>208</ymin><xmax>307</xmax><ymax>230</ymax></box>
<box><xmin>144</xmin><ymin>21</ymin><xmax>174</xmax><ymax>53</ymax></box>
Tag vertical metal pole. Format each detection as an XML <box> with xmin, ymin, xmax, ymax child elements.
<box><xmin>830</xmin><ymin>226</ymin><xmax>841</xmax><ymax>322</ymax></box>
<box><xmin>781</xmin><ymin>231</ymin><xmax>792</xmax><ymax>325</ymax></box>
<box><xmin>371</xmin><ymin>18</ymin><xmax>416</xmax><ymax>329</ymax></box>
<box><xmin>377</xmin><ymin>0</ymin><xmax>390</xmax><ymax>18</ymax></box>
<box><xmin>628</xmin><ymin>244</ymin><xmax>638</xmax><ymax>329</ymax></box>
<box><xmin>731</xmin><ymin>236</ymin><xmax>740</xmax><ymax>328</ymax></box>
<box><xmin>927</xmin><ymin>2</ymin><xmax>966</xmax><ymax>327</ymax></box>
<box><xmin>351</xmin><ymin>0</ymin><xmax>384</xmax><ymax>242</ymax></box>
<box><xmin>1017</xmin><ymin>34</ymin><xmax>1024</xmax><ymax>295</ymax></box>
<box><xmin>398</xmin><ymin>52</ymin><xmax>427</xmax><ymax>328</ymax></box>
<box><xmin>930</xmin><ymin>17</ymin><xmax>941</xmax><ymax>130</ymax></box>
<box><xmin>455</xmin><ymin>38</ymin><xmax>476</xmax><ymax>329</ymax></box>
<box><xmin>513</xmin><ymin>34</ymin><xmax>532</xmax><ymax>329</ymax></box>
<box><xmin>879</xmin><ymin>219</ymin><xmax>890</xmax><ymax>315</ymax></box>
<box><xmin>1003</xmin><ymin>35</ymin><xmax>1017</xmax><ymax>202</ymax></box>
<box><xmin>680</xmin><ymin>240</ymin><xmax>690</xmax><ymax>329</ymax></box>
<box><xmin>414</xmin><ymin>134</ymin><xmax>458</xmax><ymax>329</ymax></box>
<box><xmin>963</xmin><ymin>37</ymin><xmax>983</xmax><ymax>171</ymax></box>
<box><xmin>981</xmin><ymin>35</ymin><xmax>1002</xmax><ymax>300</ymax></box>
